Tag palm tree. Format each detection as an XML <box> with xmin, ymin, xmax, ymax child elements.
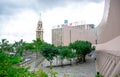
<box><xmin>32</xmin><ymin>38</ymin><xmax>43</xmax><ymax>68</ymax></box>
<box><xmin>32</xmin><ymin>38</ymin><xmax>43</xmax><ymax>51</ymax></box>
<box><xmin>7</xmin><ymin>44</ymin><xmax>14</xmax><ymax>52</ymax></box>
<box><xmin>0</xmin><ymin>39</ymin><xmax>9</xmax><ymax>52</ymax></box>
<box><xmin>13</xmin><ymin>40</ymin><xmax>25</xmax><ymax>56</ymax></box>
<box><xmin>32</xmin><ymin>38</ymin><xmax>43</xmax><ymax>58</ymax></box>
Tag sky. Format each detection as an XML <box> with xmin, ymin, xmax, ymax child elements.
<box><xmin>0</xmin><ymin>0</ymin><xmax>105</xmax><ymax>43</ymax></box>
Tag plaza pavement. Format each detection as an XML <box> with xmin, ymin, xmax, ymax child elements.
<box><xmin>35</xmin><ymin>56</ymin><xmax>96</xmax><ymax>77</ymax></box>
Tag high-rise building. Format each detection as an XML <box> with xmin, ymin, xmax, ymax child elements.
<box><xmin>36</xmin><ymin>16</ymin><xmax>43</xmax><ymax>40</ymax></box>
<box><xmin>52</xmin><ymin>23</ymin><xmax>96</xmax><ymax>46</ymax></box>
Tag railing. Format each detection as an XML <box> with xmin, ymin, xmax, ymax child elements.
<box><xmin>96</xmin><ymin>50</ymin><xmax>120</xmax><ymax>77</ymax></box>
<box><xmin>19</xmin><ymin>59</ymin><xmax>33</xmax><ymax>67</ymax></box>
<box><xmin>19</xmin><ymin>53</ymin><xmax>45</xmax><ymax>68</ymax></box>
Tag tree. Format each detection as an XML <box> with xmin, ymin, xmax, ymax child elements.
<box><xmin>12</xmin><ymin>40</ymin><xmax>25</xmax><ymax>56</ymax></box>
<box><xmin>0</xmin><ymin>39</ymin><xmax>9</xmax><ymax>52</ymax></box>
<box><xmin>23</xmin><ymin>42</ymin><xmax>35</xmax><ymax>56</ymax></box>
<box><xmin>32</xmin><ymin>38</ymin><xmax>43</xmax><ymax>52</ymax></box>
<box><xmin>32</xmin><ymin>38</ymin><xmax>43</xmax><ymax>59</ymax></box>
<box><xmin>0</xmin><ymin>39</ymin><xmax>50</xmax><ymax>77</ymax></box>
<box><xmin>66</xmin><ymin>48</ymin><xmax>76</xmax><ymax>65</ymax></box>
<box><xmin>69</xmin><ymin>40</ymin><xmax>92</xmax><ymax>63</ymax></box>
<box><xmin>80</xmin><ymin>41</ymin><xmax>92</xmax><ymax>62</ymax></box>
<box><xmin>41</xmin><ymin>43</ymin><xmax>58</xmax><ymax>69</ymax></box>
<box><xmin>13</xmin><ymin>41</ymin><xmax>19</xmax><ymax>55</ymax></box>
<box><xmin>36</xmin><ymin>69</ymin><xmax>48</xmax><ymax>77</ymax></box>
<box><xmin>24</xmin><ymin>42</ymin><xmax>34</xmax><ymax>51</ymax></box>
<box><xmin>0</xmin><ymin>52</ymin><xmax>27</xmax><ymax>77</ymax></box>
<box><xmin>57</xmin><ymin>46</ymin><xmax>72</xmax><ymax>66</ymax></box>
<box><xmin>0</xmin><ymin>51</ymin><xmax>49</xmax><ymax>77</ymax></box>
<box><xmin>7</xmin><ymin>44</ymin><xmax>14</xmax><ymax>52</ymax></box>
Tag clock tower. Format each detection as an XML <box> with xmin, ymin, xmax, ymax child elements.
<box><xmin>36</xmin><ymin>15</ymin><xmax>43</xmax><ymax>40</ymax></box>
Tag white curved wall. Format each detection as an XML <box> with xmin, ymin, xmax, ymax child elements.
<box><xmin>97</xmin><ymin>0</ymin><xmax>120</xmax><ymax>44</ymax></box>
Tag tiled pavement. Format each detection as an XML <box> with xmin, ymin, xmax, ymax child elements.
<box><xmin>35</xmin><ymin>56</ymin><xmax>96</xmax><ymax>77</ymax></box>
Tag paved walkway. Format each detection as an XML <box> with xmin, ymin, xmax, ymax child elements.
<box><xmin>36</xmin><ymin>56</ymin><xmax>96</xmax><ymax>77</ymax></box>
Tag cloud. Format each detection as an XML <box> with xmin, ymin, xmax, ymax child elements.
<box><xmin>0</xmin><ymin>0</ymin><xmax>103</xmax><ymax>15</ymax></box>
<box><xmin>0</xmin><ymin>0</ymin><xmax>104</xmax><ymax>27</ymax></box>
<box><xmin>0</xmin><ymin>10</ymin><xmax>38</xmax><ymax>43</ymax></box>
<box><xmin>0</xmin><ymin>0</ymin><xmax>104</xmax><ymax>43</ymax></box>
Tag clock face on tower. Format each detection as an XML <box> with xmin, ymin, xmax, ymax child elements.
<box><xmin>38</xmin><ymin>24</ymin><xmax>42</xmax><ymax>30</ymax></box>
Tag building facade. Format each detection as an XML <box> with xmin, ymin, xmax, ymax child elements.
<box><xmin>52</xmin><ymin>24</ymin><xmax>96</xmax><ymax>46</ymax></box>
<box><xmin>52</xmin><ymin>28</ymin><xmax>63</xmax><ymax>46</ymax></box>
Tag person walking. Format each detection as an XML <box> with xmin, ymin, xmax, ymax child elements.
<box><xmin>95</xmin><ymin>72</ymin><xmax>103</xmax><ymax>77</ymax></box>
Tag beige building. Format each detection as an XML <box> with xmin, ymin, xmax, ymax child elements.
<box><xmin>52</xmin><ymin>24</ymin><xmax>96</xmax><ymax>46</ymax></box>
<box><xmin>52</xmin><ymin>28</ymin><xmax>63</xmax><ymax>46</ymax></box>
<box><xmin>36</xmin><ymin>18</ymin><xmax>43</xmax><ymax>40</ymax></box>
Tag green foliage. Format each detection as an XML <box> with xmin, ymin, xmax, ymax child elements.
<box><xmin>69</xmin><ymin>40</ymin><xmax>92</xmax><ymax>62</ymax></box>
<box><xmin>0</xmin><ymin>51</ymin><xmax>49</xmax><ymax>77</ymax></box>
<box><xmin>36</xmin><ymin>69</ymin><xmax>48</xmax><ymax>77</ymax></box>
<box><xmin>32</xmin><ymin>38</ymin><xmax>43</xmax><ymax>52</ymax></box>
<box><xmin>57</xmin><ymin>46</ymin><xmax>75</xmax><ymax>59</ymax></box>
<box><xmin>0</xmin><ymin>52</ymin><xmax>32</xmax><ymax>77</ymax></box>
<box><xmin>50</xmin><ymin>70</ymin><xmax>58</xmax><ymax>77</ymax></box>
<box><xmin>9</xmin><ymin>56</ymin><xmax>23</xmax><ymax>64</ymax></box>
<box><xmin>41</xmin><ymin>43</ymin><xmax>59</xmax><ymax>70</ymax></box>
<box><xmin>41</xmin><ymin>43</ymin><xmax>58</xmax><ymax>61</ymax></box>
<box><xmin>58</xmin><ymin>46</ymin><xmax>69</xmax><ymax>59</ymax></box>
<box><xmin>115</xmin><ymin>75</ymin><xmax>118</xmax><ymax>77</ymax></box>
<box><xmin>0</xmin><ymin>39</ymin><xmax>9</xmax><ymax>52</ymax></box>
<box><xmin>24</xmin><ymin>42</ymin><xmax>34</xmax><ymax>51</ymax></box>
<box><xmin>69</xmin><ymin>40</ymin><xmax>92</xmax><ymax>55</ymax></box>
<box><xmin>95</xmin><ymin>74</ymin><xmax>103</xmax><ymax>77</ymax></box>
<box><xmin>0</xmin><ymin>39</ymin><xmax>48</xmax><ymax>77</ymax></box>
<box><xmin>57</xmin><ymin>46</ymin><xmax>76</xmax><ymax>65</ymax></box>
<box><xmin>115</xmin><ymin>72</ymin><xmax>120</xmax><ymax>77</ymax></box>
<box><xmin>12</xmin><ymin>40</ymin><xmax>25</xmax><ymax>56</ymax></box>
<box><xmin>0</xmin><ymin>39</ymin><xmax>14</xmax><ymax>53</ymax></box>
<box><xmin>0</xmin><ymin>38</ymin><xmax>94</xmax><ymax>77</ymax></box>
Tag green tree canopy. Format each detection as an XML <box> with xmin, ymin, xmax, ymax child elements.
<box><xmin>69</xmin><ymin>40</ymin><xmax>92</xmax><ymax>62</ymax></box>
<box><xmin>0</xmin><ymin>51</ymin><xmax>49</xmax><ymax>77</ymax></box>
<box><xmin>0</xmin><ymin>39</ymin><xmax>9</xmax><ymax>52</ymax></box>
<box><xmin>41</xmin><ymin>43</ymin><xmax>58</xmax><ymax>62</ymax></box>
<box><xmin>12</xmin><ymin>40</ymin><xmax>26</xmax><ymax>56</ymax></box>
<box><xmin>57</xmin><ymin>46</ymin><xmax>75</xmax><ymax>65</ymax></box>
<box><xmin>57</xmin><ymin>46</ymin><xmax>73</xmax><ymax>60</ymax></box>
<box><xmin>32</xmin><ymin>38</ymin><xmax>43</xmax><ymax>52</ymax></box>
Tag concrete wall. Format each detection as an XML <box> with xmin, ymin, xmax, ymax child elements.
<box><xmin>97</xmin><ymin>0</ymin><xmax>120</xmax><ymax>44</ymax></box>
<box><xmin>96</xmin><ymin>0</ymin><xmax>120</xmax><ymax>76</ymax></box>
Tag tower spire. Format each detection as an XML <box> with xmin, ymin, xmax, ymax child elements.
<box><xmin>36</xmin><ymin>12</ymin><xmax>43</xmax><ymax>40</ymax></box>
<box><xmin>39</xmin><ymin>13</ymin><xmax>42</xmax><ymax>21</ymax></box>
